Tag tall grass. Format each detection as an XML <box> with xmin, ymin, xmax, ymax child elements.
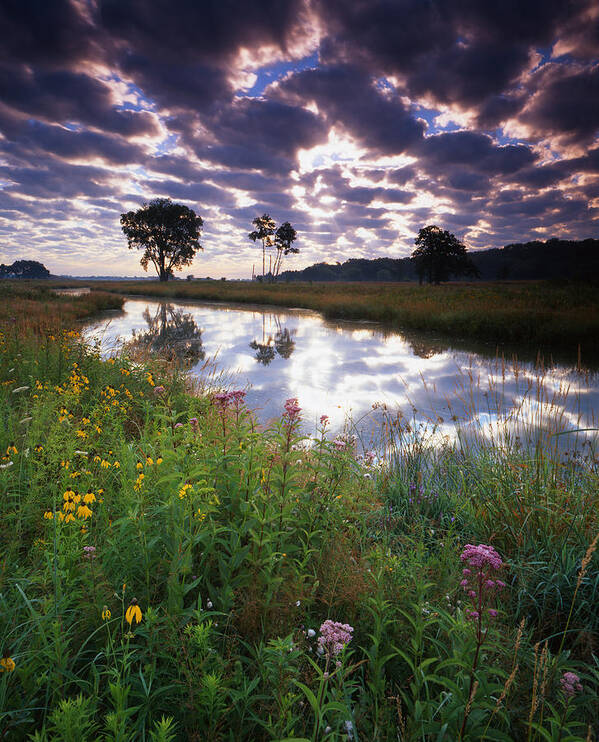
<box><xmin>0</xmin><ymin>286</ymin><xmax>598</xmax><ymax>740</ymax></box>
<box><xmin>85</xmin><ymin>279</ymin><xmax>599</xmax><ymax>358</ymax></box>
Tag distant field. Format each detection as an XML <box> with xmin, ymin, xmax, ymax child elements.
<box><xmin>81</xmin><ymin>279</ymin><xmax>599</xmax><ymax>357</ymax></box>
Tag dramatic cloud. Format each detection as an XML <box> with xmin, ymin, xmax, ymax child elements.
<box><xmin>0</xmin><ymin>0</ymin><xmax>596</xmax><ymax>276</ymax></box>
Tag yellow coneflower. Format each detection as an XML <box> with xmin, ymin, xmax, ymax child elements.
<box><xmin>83</xmin><ymin>491</ymin><xmax>96</xmax><ymax>504</ymax></box>
<box><xmin>76</xmin><ymin>430</ymin><xmax>87</xmax><ymax>439</ymax></box>
<box><xmin>136</xmin><ymin>462</ymin><xmax>144</xmax><ymax>470</ymax></box>
<box><xmin>64</xmin><ymin>513</ymin><xmax>75</xmax><ymax>523</ymax></box>
<box><xmin>101</xmin><ymin>607</ymin><xmax>111</xmax><ymax>621</ymax></box>
<box><xmin>134</xmin><ymin>473</ymin><xmax>145</xmax><ymax>491</ymax></box>
<box><xmin>0</xmin><ymin>655</ymin><xmax>16</xmax><ymax>673</ymax></box>
<box><xmin>73</xmin><ymin>493</ymin><xmax>81</xmax><ymax>504</ymax></box>
<box><xmin>95</xmin><ymin>425</ymin><xmax>102</xmax><ymax>434</ymax></box>
<box><xmin>93</xmin><ymin>455</ymin><xmax>102</xmax><ymax>463</ymax></box>
<box><xmin>146</xmin><ymin>456</ymin><xmax>154</xmax><ymax>466</ymax></box>
<box><xmin>6</xmin><ymin>444</ymin><xmax>18</xmax><ymax>455</ymax></box>
<box><xmin>34</xmin><ymin>444</ymin><xmax>43</xmax><ymax>453</ymax></box>
<box><xmin>125</xmin><ymin>599</ymin><xmax>142</xmax><ymax>625</ymax></box>
<box><xmin>156</xmin><ymin>457</ymin><xmax>163</xmax><ymax>465</ymax></box>
<box><xmin>63</xmin><ymin>500</ymin><xmax>75</xmax><ymax>512</ymax></box>
<box><xmin>100</xmin><ymin>460</ymin><xmax>111</xmax><ymax>468</ymax></box>
<box><xmin>77</xmin><ymin>504</ymin><xmax>93</xmax><ymax>519</ymax></box>
<box><xmin>113</xmin><ymin>461</ymin><xmax>120</xmax><ymax>469</ymax></box>
<box><xmin>43</xmin><ymin>511</ymin><xmax>54</xmax><ymax>520</ymax></box>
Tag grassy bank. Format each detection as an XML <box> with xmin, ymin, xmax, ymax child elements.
<box><xmin>0</xmin><ymin>282</ymin><xmax>123</xmax><ymax>335</ymax></box>
<box><xmin>1</xmin><ymin>289</ymin><xmax>598</xmax><ymax>740</ymax></box>
<box><xmin>90</xmin><ymin>279</ymin><xmax>599</xmax><ymax>358</ymax></box>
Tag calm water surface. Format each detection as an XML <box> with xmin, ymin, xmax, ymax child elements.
<box><xmin>83</xmin><ymin>297</ymin><xmax>599</xmax><ymax>449</ymax></box>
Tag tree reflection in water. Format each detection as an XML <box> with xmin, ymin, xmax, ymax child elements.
<box><xmin>249</xmin><ymin>315</ymin><xmax>296</xmax><ymax>365</ymax></box>
<box><xmin>127</xmin><ymin>303</ymin><xmax>205</xmax><ymax>366</ymax></box>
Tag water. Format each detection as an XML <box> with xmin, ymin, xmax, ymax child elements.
<box><xmin>83</xmin><ymin>297</ymin><xmax>599</xmax><ymax>451</ymax></box>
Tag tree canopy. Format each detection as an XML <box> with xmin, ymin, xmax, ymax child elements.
<box><xmin>249</xmin><ymin>214</ymin><xmax>298</xmax><ymax>280</ymax></box>
<box><xmin>120</xmin><ymin>198</ymin><xmax>203</xmax><ymax>282</ymax></box>
<box><xmin>411</xmin><ymin>225</ymin><xmax>478</xmax><ymax>284</ymax></box>
<box><xmin>0</xmin><ymin>260</ymin><xmax>50</xmax><ymax>279</ymax></box>
<box><xmin>248</xmin><ymin>214</ymin><xmax>276</xmax><ymax>279</ymax></box>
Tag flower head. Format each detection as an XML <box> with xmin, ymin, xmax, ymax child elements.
<box><xmin>125</xmin><ymin>598</ymin><xmax>143</xmax><ymax>625</ymax></box>
<box><xmin>0</xmin><ymin>654</ymin><xmax>15</xmax><ymax>673</ymax></box>
<box><xmin>317</xmin><ymin>619</ymin><xmax>353</xmax><ymax>658</ymax></box>
<box><xmin>560</xmin><ymin>671</ymin><xmax>582</xmax><ymax>698</ymax></box>
<box><xmin>101</xmin><ymin>606</ymin><xmax>111</xmax><ymax>621</ymax></box>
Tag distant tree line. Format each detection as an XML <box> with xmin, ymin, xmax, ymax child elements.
<box><xmin>279</xmin><ymin>238</ymin><xmax>599</xmax><ymax>283</ymax></box>
<box><xmin>0</xmin><ymin>260</ymin><xmax>51</xmax><ymax>279</ymax></box>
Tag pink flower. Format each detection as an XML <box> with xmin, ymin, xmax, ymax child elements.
<box><xmin>153</xmin><ymin>385</ymin><xmax>165</xmax><ymax>395</ymax></box>
<box><xmin>320</xmin><ymin>414</ymin><xmax>329</xmax><ymax>426</ymax></box>
<box><xmin>460</xmin><ymin>543</ymin><xmax>505</xmax><ymax>623</ymax></box>
<box><xmin>283</xmin><ymin>398</ymin><xmax>301</xmax><ymax>428</ymax></box>
<box><xmin>487</xmin><ymin>609</ymin><xmax>498</xmax><ymax>618</ymax></box>
<box><xmin>333</xmin><ymin>437</ymin><xmax>347</xmax><ymax>450</ymax></box>
<box><xmin>560</xmin><ymin>672</ymin><xmax>582</xmax><ymax>698</ymax></box>
<box><xmin>317</xmin><ymin>619</ymin><xmax>353</xmax><ymax>658</ymax></box>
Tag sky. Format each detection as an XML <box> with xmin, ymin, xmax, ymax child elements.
<box><xmin>0</xmin><ymin>0</ymin><xmax>598</xmax><ymax>278</ymax></box>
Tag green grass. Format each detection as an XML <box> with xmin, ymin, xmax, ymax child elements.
<box><xmin>0</xmin><ymin>286</ymin><xmax>598</xmax><ymax>740</ymax></box>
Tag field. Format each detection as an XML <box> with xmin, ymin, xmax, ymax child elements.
<box><xmin>1</xmin><ymin>283</ymin><xmax>598</xmax><ymax>740</ymax></box>
<box><xmin>82</xmin><ymin>279</ymin><xmax>599</xmax><ymax>360</ymax></box>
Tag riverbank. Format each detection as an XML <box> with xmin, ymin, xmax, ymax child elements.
<box><xmin>1</xmin><ymin>287</ymin><xmax>598</xmax><ymax>740</ymax></box>
<box><xmin>87</xmin><ymin>279</ymin><xmax>599</xmax><ymax>358</ymax></box>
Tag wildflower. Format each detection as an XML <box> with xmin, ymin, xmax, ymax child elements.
<box><xmin>178</xmin><ymin>483</ymin><xmax>193</xmax><ymax>499</ymax></box>
<box><xmin>460</xmin><ymin>543</ymin><xmax>505</xmax><ymax>623</ymax></box>
<box><xmin>125</xmin><ymin>598</ymin><xmax>143</xmax><ymax>625</ymax></box>
<box><xmin>153</xmin><ymin>385</ymin><xmax>165</xmax><ymax>395</ymax></box>
<box><xmin>102</xmin><ymin>607</ymin><xmax>111</xmax><ymax>621</ymax></box>
<box><xmin>206</xmin><ymin>600</ymin><xmax>213</xmax><ymax>609</ymax></box>
<box><xmin>136</xmin><ymin>462</ymin><xmax>144</xmax><ymax>470</ymax></box>
<box><xmin>146</xmin><ymin>456</ymin><xmax>153</xmax><ymax>465</ymax></box>
<box><xmin>77</xmin><ymin>504</ymin><xmax>93</xmax><ymax>519</ymax></box>
<box><xmin>83</xmin><ymin>545</ymin><xmax>96</xmax><ymax>558</ymax></box>
<box><xmin>34</xmin><ymin>444</ymin><xmax>44</xmax><ymax>453</ymax></box>
<box><xmin>6</xmin><ymin>443</ymin><xmax>18</xmax><ymax>455</ymax></box>
<box><xmin>320</xmin><ymin>414</ymin><xmax>329</xmax><ymax>426</ymax></box>
<box><xmin>64</xmin><ymin>513</ymin><xmax>75</xmax><ymax>523</ymax></box>
<box><xmin>283</xmin><ymin>397</ymin><xmax>301</xmax><ymax>425</ymax></box>
<box><xmin>43</xmin><ymin>511</ymin><xmax>54</xmax><ymax>519</ymax></box>
<box><xmin>156</xmin><ymin>457</ymin><xmax>163</xmax><ymax>465</ymax></box>
<box><xmin>83</xmin><ymin>491</ymin><xmax>96</xmax><ymax>504</ymax></box>
<box><xmin>317</xmin><ymin>619</ymin><xmax>353</xmax><ymax>658</ymax></box>
<box><xmin>189</xmin><ymin>417</ymin><xmax>198</xmax><ymax>427</ymax></box>
<box><xmin>307</xmin><ymin>628</ymin><xmax>316</xmax><ymax>638</ymax></box>
<box><xmin>0</xmin><ymin>461</ymin><xmax>14</xmax><ymax>469</ymax></box>
<box><xmin>0</xmin><ymin>654</ymin><xmax>16</xmax><ymax>673</ymax></box>
<box><xmin>333</xmin><ymin>437</ymin><xmax>347</xmax><ymax>450</ymax></box>
<box><xmin>560</xmin><ymin>671</ymin><xmax>582</xmax><ymax>698</ymax></box>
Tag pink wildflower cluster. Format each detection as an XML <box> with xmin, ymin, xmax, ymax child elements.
<box><xmin>317</xmin><ymin>619</ymin><xmax>353</xmax><ymax>657</ymax></box>
<box><xmin>283</xmin><ymin>397</ymin><xmax>302</xmax><ymax>426</ymax></box>
<box><xmin>213</xmin><ymin>390</ymin><xmax>246</xmax><ymax>410</ymax></box>
<box><xmin>320</xmin><ymin>414</ymin><xmax>329</xmax><ymax>427</ymax></box>
<box><xmin>460</xmin><ymin>543</ymin><xmax>506</xmax><ymax>621</ymax></box>
<box><xmin>332</xmin><ymin>436</ymin><xmax>347</xmax><ymax>450</ymax></box>
<box><xmin>560</xmin><ymin>671</ymin><xmax>582</xmax><ymax>698</ymax></box>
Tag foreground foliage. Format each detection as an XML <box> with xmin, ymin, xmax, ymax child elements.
<box><xmin>0</xmin><ymin>292</ymin><xmax>598</xmax><ymax>741</ymax></box>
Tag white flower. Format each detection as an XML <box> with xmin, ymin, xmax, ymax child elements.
<box><xmin>307</xmin><ymin>628</ymin><xmax>316</xmax><ymax>638</ymax></box>
<box><xmin>325</xmin><ymin>726</ymin><xmax>332</xmax><ymax>733</ymax></box>
<box><xmin>207</xmin><ymin>600</ymin><xmax>213</xmax><ymax>609</ymax></box>
<box><xmin>0</xmin><ymin>461</ymin><xmax>14</xmax><ymax>469</ymax></box>
<box><xmin>295</xmin><ymin>600</ymin><xmax>301</xmax><ymax>607</ymax></box>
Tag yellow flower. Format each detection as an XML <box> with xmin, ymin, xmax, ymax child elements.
<box><xmin>43</xmin><ymin>511</ymin><xmax>54</xmax><ymax>520</ymax></box>
<box><xmin>0</xmin><ymin>656</ymin><xmax>15</xmax><ymax>673</ymax></box>
<box><xmin>125</xmin><ymin>599</ymin><xmax>142</xmax><ymax>625</ymax></box>
<box><xmin>101</xmin><ymin>607</ymin><xmax>111</xmax><ymax>621</ymax></box>
<box><xmin>95</xmin><ymin>426</ymin><xmax>102</xmax><ymax>434</ymax></box>
<box><xmin>63</xmin><ymin>488</ymin><xmax>75</xmax><ymax>500</ymax></box>
<box><xmin>73</xmin><ymin>493</ymin><xmax>81</xmax><ymax>504</ymax></box>
<box><xmin>82</xmin><ymin>417</ymin><xmax>90</xmax><ymax>425</ymax></box>
<box><xmin>76</xmin><ymin>430</ymin><xmax>87</xmax><ymax>439</ymax></box>
<box><xmin>178</xmin><ymin>483</ymin><xmax>193</xmax><ymax>499</ymax></box>
<box><xmin>156</xmin><ymin>457</ymin><xmax>163</xmax><ymax>465</ymax></box>
<box><xmin>136</xmin><ymin>462</ymin><xmax>144</xmax><ymax>470</ymax></box>
<box><xmin>63</xmin><ymin>500</ymin><xmax>75</xmax><ymax>512</ymax></box>
<box><xmin>77</xmin><ymin>504</ymin><xmax>93</xmax><ymax>519</ymax></box>
<box><xmin>34</xmin><ymin>444</ymin><xmax>43</xmax><ymax>453</ymax></box>
<box><xmin>134</xmin><ymin>473</ymin><xmax>145</xmax><ymax>491</ymax></box>
<box><xmin>101</xmin><ymin>460</ymin><xmax>111</xmax><ymax>468</ymax></box>
<box><xmin>83</xmin><ymin>491</ymin><xmax>96</xmax><ymax>504</ymax></box>
<box><xmin>64</xmin><ymin>513</ymin><xmax>75</xmax><ymax>523</ymax></box>
<box><xmin>146</xmin><ymin>457</ymin><xmax>153</xmax><ymax>466</ymax></box>
<box><xmin>6</xmin><ymin>444</ymin><xmax>18</xmax><ymax>455</ymax></box>
<box><xmin>113</xmin><ymin>460</ymin><xmax>120</xmax><ymax>469</ymax></box>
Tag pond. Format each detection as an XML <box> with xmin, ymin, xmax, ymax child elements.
<box><xmin>83</xmin><ymin>297</ymin><xmax>599</xmax><ymax>452</ymax></box>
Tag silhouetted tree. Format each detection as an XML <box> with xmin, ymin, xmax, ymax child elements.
<box><xmin>0</xmin><ymin>260</ymin><xmax>50</xmax><ymax>278</ymax></box>
<box><xmin>274</xmin><ymin>327</ymin><xmax>296</xmax><ymax>358</ymax></box>
<box><xmin>273</xmin><ymin>222</ymin><xmax>298</xmax><ymax>278</ymax></box>
<box><xmin>249</xmin><ymin>214</ymin><xmax>276</xmax><ymax>279</ymax></box>
<box><xmin>411</xmin><ymin>225</ymin><xmax>478</xmax><ymax>284</ymax></box>
<box><xmin>120</xmin><ymin>198</ymin><xmax>203</xmax><ymax>282</ymax></box>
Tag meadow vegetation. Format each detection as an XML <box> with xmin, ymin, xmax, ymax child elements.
<box><xmin>88</xmin><ymin>279</ymin><xmax>599</xmax><ymax>358</ymax></box>
<box><xmin>0</xmin><ymin>284</ymin><xmax>598</xmax><ymax>740</ymax></box>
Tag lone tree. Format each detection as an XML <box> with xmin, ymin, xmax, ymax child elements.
<box><xmin>411</xmin><ymin>225</ymin><xmax>478</xmax><ymax>284</ymax></box>
<box><xmin>248</xmin><ymin>214</ymin><xmax>276</xmax><ymax>279</ymax></box>
<box><xmin>120</xmin><ymin>198</ymin><xmax>203</xmax><ymax>282</ymax></box>
<box><xmin>272</xmin><ymin>222</ymin><xmax>298</xmax><ymax>278</ymax></box>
